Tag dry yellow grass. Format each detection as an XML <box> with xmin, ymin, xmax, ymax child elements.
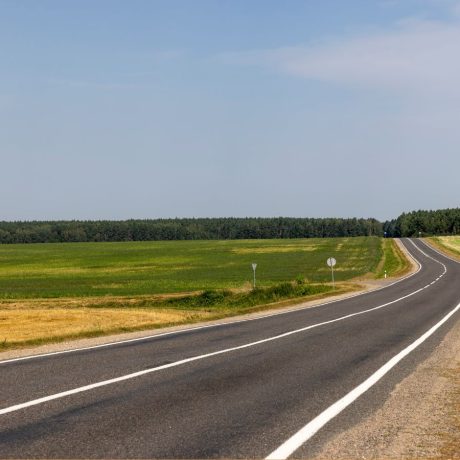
<box><xmin>0</xmin><ymin>308</ymin><xmax>213</xmax><ymax>345</ymax></box>
<box><xmin>427</xmin><ymin>236</ymin><xmax>460</xmax><ymax>261</ymax></box>
<box><xmin>436</xmin><ymin>235</ymin><xmax>460</xmax><ymax>250</ymax></box>
<box><xmin>436</xmin><ymin>236</ymin><xmax>460</xmax><ymax>254</ymax></box>
<box><xmin>0</xmin><ymin>282</ymin><xmax>360</xmax><ymax>349</ymax></box>
<box><xmin>0</xmin><ymin>293</ymin><xmax>200</xmax><ymax>311</ymax></box>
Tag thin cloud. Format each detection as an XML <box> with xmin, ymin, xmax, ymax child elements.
<box><xmin>224</xmin><ymin>17</ymin><xmax>460</xmax><ymax>97</ymax></box>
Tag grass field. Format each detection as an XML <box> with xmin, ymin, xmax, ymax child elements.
<box><xmin>0</xmin><ymin>237</ymin><xmax>387</xmax><ymax>299</ymax></box>
<box><xmin>428</xmin><ymin>236</ymin><xmax>460</xmax><ymax>260</ymax></box>
<box><xmin>0</xmin><ymin>237</ymin><xmax>409</xmax><ymax>349</ymax></box>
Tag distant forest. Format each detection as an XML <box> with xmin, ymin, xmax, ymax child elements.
<box><xmin>384</xmin><ymin>207</ymin><xmax>460</xmax><ymax>237</ymax></box>
<box><xmin>0</xmin><ymin>218</ymin><xmax>382</xmax><ymax>243</ymax></box>
<box><xmin>0</xmin><ymin>208</ymin><xmax>458</xmax><ymax>243</ymax></box>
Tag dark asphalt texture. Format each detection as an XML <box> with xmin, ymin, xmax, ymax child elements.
<box><xmin>0</xmin><ymin>238</ymin><xmax>459</xmax><ymax>458</ymax></box>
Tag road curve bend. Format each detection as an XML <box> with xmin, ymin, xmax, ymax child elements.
<box><xmin>0</xmin><ymin>238</ymin><xmax>459</xmax><ymax>458</ymax></box>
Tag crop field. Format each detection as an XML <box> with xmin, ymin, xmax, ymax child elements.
<box><xmin>0</xmin><ymin>237</ymin><xmax>388</xmax><ymax>299</ymax></box>
<box><xmin>0</xmin><ymin>237</ymin><xmax>409</xmax><ymax>349</ymax></box>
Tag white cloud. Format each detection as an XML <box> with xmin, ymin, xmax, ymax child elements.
<box><xmin>225</xmin><ymin>16</ymin><xmax>460</xmax><ymax>97</ymax></box>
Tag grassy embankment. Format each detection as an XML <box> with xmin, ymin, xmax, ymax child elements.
<box><xmin>0</xmin><ymin>237</ymin><xmax>409</xmax><ymax>350</ymax></box>
<box><xmin>427</xmin><ymin>235</ymin><xmax>460</xmax><ymax>261</ymax></box>
<box><xmin>375</xmin><ymin>238</ymin><xmax>412</xmax><ymax>279</ymax></box>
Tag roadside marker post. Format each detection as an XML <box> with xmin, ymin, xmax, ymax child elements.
<box><xmin>326</xmin><ymin>257</ymin><xmax>336</xmax><ymax>289</ymax></box>
<box><xmin>251</xmin><ymin>263</ymin><xmax>257</xmax><ymax>289</ymax></box>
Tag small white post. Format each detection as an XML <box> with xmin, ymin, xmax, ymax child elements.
<box><xmin>251</xmin><ymin>263</ymin><xmax>257</xmax><ymax>289</ymax></box>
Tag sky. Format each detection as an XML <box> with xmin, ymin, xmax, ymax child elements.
<box><xmin>1</xmin><ymin>0</ymin><xmax>460</xmax><ymax>222</ymax></box>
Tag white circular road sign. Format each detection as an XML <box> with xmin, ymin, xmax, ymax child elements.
<box><xmin>327</xmin><ymin>257</ymin><xmax>337</xmax><ymax>267</ymax></box>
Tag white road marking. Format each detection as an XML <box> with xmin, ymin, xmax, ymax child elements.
<box><xmin>266</xmin><ymin>300</ymin><xmax>460</xmax><ymax>460</ymax></box>
<box><xmin>265</xmin><ymin>240</ymin><xmax>454</xmax><ymax>459</ymax></box>
<box><xmin>0</xmin><ymin>240</ymin><xmax>422</xmax><ymax>366</ymax></box>
<box><xmin>408</xmin><ymin>239</ymin><xmax>449</xmax><ymax>271</ymax></box>
<box><xmin>0</xmin><ymin>242</ymin><xmax>446</xmax><ymax>416</ymax></box>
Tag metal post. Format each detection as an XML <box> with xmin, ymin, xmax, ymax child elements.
<box><xmin>327</xmin><ymin>257</ymin><xmax>337</xmax><ymax>290</ymax></box>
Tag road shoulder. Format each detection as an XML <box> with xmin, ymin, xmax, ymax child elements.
<box><xmin>312</xmin><ymin>314</ymin><xmax>460</xmax><ymax>459</ymax></box>
<box><xmin>313</xmin><ymin>239</ymin><xmax>460</xmax><ymax>459</ymax></box>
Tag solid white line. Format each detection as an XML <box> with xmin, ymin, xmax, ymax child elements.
<box><xmin>406</xmin><ymin>239</ymin><xmax>447</xmax><ymax>276</ymax></box>
<box><xmin>0</xmin><ymin>242</ymin><xmax>443</xmax><ymax>416</ymax></box>
<box><xmin>265</xmin><ymin>239</ymin><xmax>451</xmax><ymax>459</ymax></box>
<box><xmin>266</xmin><ymin>300</ymin><xmax>460</xmax><ymax>460</ymax></box>
<box><xmin>0</xmin><ymin>239</ymin><xmax>422</xmax><ymax>366</ymax></box>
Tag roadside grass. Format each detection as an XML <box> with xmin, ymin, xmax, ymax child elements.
<box><xmin>0</xmin><ymin>308</ymin><xmax>212</xmax><ymax>349</ymax></box>
<box><xmin>427</xmin><ymin>236</ymin><xmax>460</xmax><ymax>261</ymax></box>
<box><xmin>375</xmin><ymin>239</ymin><xmax>412</xmax><ymax>279</ymax></box>
<box><xmin>0</xmin><ymin>282</ymin><xmax>355</xmax><ymax>350</ymax></box>
<box><xmin>163</xmin><ymin>282</ymin><xmax>334</xmax><ymax>311</ymax></box>
<box><xmin>0</xmin><ymin>237</ymin><xmax>408</xmax><ymax>350</ymax></box>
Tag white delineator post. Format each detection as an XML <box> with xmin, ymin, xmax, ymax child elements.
<box><xmin>251</xmin><ymin>263</ymin><xmax>257</xmax><ymax>289</ymax></box>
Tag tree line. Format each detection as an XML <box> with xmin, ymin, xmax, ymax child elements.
<box><xmin>0</xmin><ymin>208</ymin><xmax>458</xmax><ymax>243</ymax></box>
<box><xmin>384</xmin><ymin>208</ymin><xmax>460</xmax><ymax>237</ymax></box>
<box><xmin>0</xmin><ymin>217</ymin><xmax>382</xmax><ymax>244</ymax></box>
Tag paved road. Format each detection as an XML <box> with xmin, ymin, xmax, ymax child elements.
<box><xmin>0</xmin><ymin>239</ymin><xmax>459</xmax><ymax>459</ymax></box>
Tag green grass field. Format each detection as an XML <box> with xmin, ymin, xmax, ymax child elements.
<box><xmin>0</xmin><ymin>237</ymin><xmax>387</xmax><ymax>299</ymax></box>
<box><xmin>0</xmin><ymin>237</ymin><xmax>411</xmax><ymax>349</ymax></box>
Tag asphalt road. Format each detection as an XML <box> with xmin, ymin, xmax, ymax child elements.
<box><xmin>0</xmin><ymin>238</ymin><xmax>459</xmax><ymax>459</ymax></box>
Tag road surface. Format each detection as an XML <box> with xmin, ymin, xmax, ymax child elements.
<box><xmin>0</xmin><ymin>238</ymin><xmax>459</xmax><ymax>458</ymax></box>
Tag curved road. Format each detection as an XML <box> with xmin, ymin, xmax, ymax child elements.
<box><xmin>0</xmin><ymin>238</ymin><xmax>459</xmax><ymax>458</ymax></box>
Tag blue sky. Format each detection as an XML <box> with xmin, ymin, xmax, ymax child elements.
<box><xmin>2</xmin><ymin>0</ymin><xmax>460</xmax><ymax>221</ymax></box>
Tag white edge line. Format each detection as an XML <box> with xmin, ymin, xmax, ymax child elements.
<box><xmin>406</xmin><ymin>239</ymin><xmax>447</xmax><ymax>275</ymax></box>
<box><xmin>0</xmin><ymin>287</ymin><xmax>428</xmax><ymax>415</ymax></box>
<box><xmin>0</xmin><ymin>240</ymin><xmax>442</xmax><ymax>416</ymax></box>
<box><xmin>265</xmin><ymin>300</ymin><xmax>460</xmax><ymax>460</ymax></box>
<box><xmin>0</xmin><ymin>239</ymin><xmax>421</xmax><ymax>366</ymax></box>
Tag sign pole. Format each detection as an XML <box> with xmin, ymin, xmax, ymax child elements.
<box><xmin>327</xmin><ymin>257</ymin><xmax>337</xmax><ymax>290</ymax></box>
